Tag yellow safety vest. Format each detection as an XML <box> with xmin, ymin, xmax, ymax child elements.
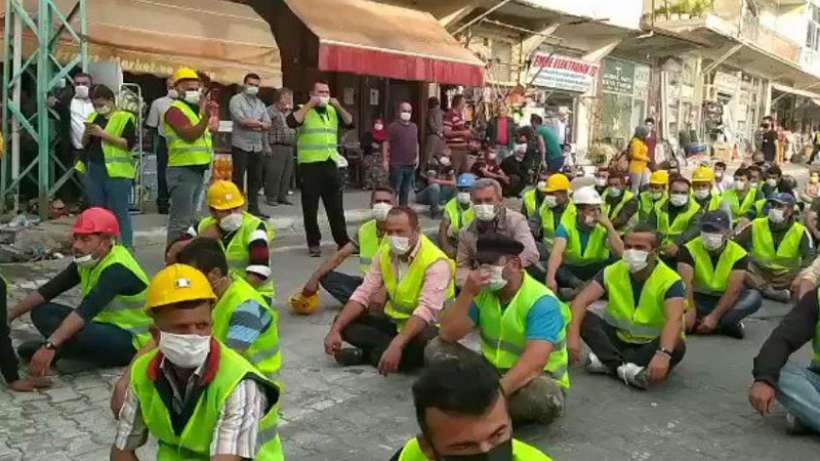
<box><xmin>749</xmin><ymin>218</ymin><xmax>805</xmax><ymax>273</ymax></box>
<box><xmin>475</xmin><ymin>272</ymin><xmax>570</xmax><ymax>389</ymax></box>
<box><xmin>398</xmin><ymin>437</ymin><xmax>553</xmax><ymax>461</ymax></box>
<box><xmin>684</xmin><ymin>237</ymin><xmax>747</xmax><ymax>295</ymax></box>
<box><xmin>163</xmin><ymin>100</ymin><xmax>213</xmax><ymax>167</ymax></box>
<box><xmin>540</xmin><ymin>202</ymin><xmax>576</xmax><ymax>251</ymax></box>
<box><xmin>656</xmin><ymin>200</ymin><xmax>701</xmax><ymax>247</ymax></box>
<box><xmin>723</xmin><ymin>187</ymin><xmax>757</xmax><ymax>223</ymax></box>
<box><xmin>75</xmin><ymin>111</ymin><xmax>136</xmax><ymax>178</ymax></box>
<box><xmin>444</xmin><ymin>198</ymin><xmax>475</xmax><ymax>238</ymax></box>
<box><xmin>603</xmin><ymin>189</ymin><xmax>635</xmax><ymax>222</ymax></box>
<box><xmin>297</xmin><ymin>105</ymin><xmax>339</xmax><ymax>164</ymax></box>
<box><xmin>523</xmin><ymin>189</ymin><xmax>538</xmax><ymax>218</ymax></box>
<box><xmin>562</xmin><ymin>222</ymin><xmax>610</xmax><ymax>266</ymax></box>
<box><xmin>358</xmin><ymin>219</ymin><xmax>382</xmax><ymax>274</ymax></box>
<box><xmin>380</xmin><ymin>235</ymin><xmax>455</xmax><ymax>331</ymax></box>
<box><xmin>639</xmin><ymin>192</ymin><xmax>666</xmax><ymax>222</ymax></box>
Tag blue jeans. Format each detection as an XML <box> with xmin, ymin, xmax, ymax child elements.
<box><xmin>30</xmin><ymin>302</ymin><xmax>136</xmax><ymax>367</ymax></box>
<box><xmin>320</xmin><ymin>270</ymin><xmax>364</xmax><ymax>305</ymax></box>
<box><xmin>777</xmin><ymin>362</ymin><xmax>820</xmax><ymax>433</ymax></box>
<box><xmin>389</xmin><ymin>165</ymin><xmax>415</xmax><ymax>206</ymax></box>
<box><xmin>166</xmin><ymin>166</ymin><xmax>205</xmax><ymax>245</ymax></box>
<box><xmin>83</xmin><ymin>161</ymin><xmax>133</xmax><ymax>247</ymax></box>
<box><xmin>693</xmin><ymin>289</ymin><xmax>763</xmax><ymax>328</ymax></box>
<box><xmin>415</xmin><ymin>183</ymin><xmax>455</xmax><ymax>214</ymax></box>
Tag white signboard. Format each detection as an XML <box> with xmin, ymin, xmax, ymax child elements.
<box><xmin>528</xmin><ymin>52</ymin><xmax>598</xmax><ymax>93</ymax></box>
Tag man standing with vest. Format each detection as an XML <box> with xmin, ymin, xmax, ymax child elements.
<box><xmin>287</xmin><ymin>80</ymin><xmax>354</xmax><ymax>257</ymax></box>
<box><xmin>567</xmin><ymin>224</ymin><xmax>687</xmax><ymax>390</ymax></box>
<box><xmin>646</xmin><ymin>175</ymin><xmax>701</xmax><ymax>262</ymax></box>
<box><xmin>301</xmin><ymin>186</ymin><xmax>396</xmax><ymax>305</ymax></box>
<box><xmin>546</xmin><ymin>187</ymin><xmax>624</xmax><ymax>300</ymax></box>
<box><xmin>678</xmin><ymin>211</ymin><xmax>762</xmax><ymax>339</ymax></box>
<box><xmin>162</xmin><ymin>68</ymin><xmax>213</xmax><ymax>244</ymax></box>
<box><xmin>166</xmin><ymin>180</ymin><xmax>275</xmax><ymax>303</ymax></box>
<box><xmin>111</xmin><ymin>264</ymin><xmax>283</xmax><ymax>461</ymax></box>
<box><xmin>391</xmin><ymin>354</ymin><xmax>553</xmax><ymax>461</ymax></box>
<box><xmin>735</xmin><ymin>193</ymin><xmax>814</xmax><ymax>303</ymax></box>
<box><xmin>602</xmin><ymin>170</ymin><xmax>638</xmax><ymax>234</ymax></box>
<box><xmin>638</xmin><ymin>170</ymin><xmax>668</xmax><ymax>223</ymax></box>
<box><xmin>177</xmin><ymin>238</ymin><xmax>281</xmax><ymax>383</ymax></box>
<box><xmin>324</xmin><ymin>207</ymin><xmax>454</xmax><ymax>375</ymax></box>
<box><xmin>438</xmin><ymin>173</ymin><xmax>476</xmax><ymax>259</ymax></box>
<box><xmin>9</xmin><ymin>208</ymin><xmax>151</xmax><ymax>376</ymax></box>
<box><xmin>431</xmin><ymin>233</ymin><xmax>569</xmax><ymax>425</ymax></box>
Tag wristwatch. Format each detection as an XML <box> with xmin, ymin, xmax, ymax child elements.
<box><xmin>44</xmin><ymin>340</ymin><xmax>57</xmax><ymax>350</ymax></box>
<box><xmin>656</xmin><ymin>347</ymin><xmax>673</xmax><ymax>358</ymax></box>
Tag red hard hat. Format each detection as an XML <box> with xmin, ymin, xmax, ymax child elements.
<box><xmin>72</xmin><ymin>207</ymin><xmax>120</xmax><ymax>237</ymax></box>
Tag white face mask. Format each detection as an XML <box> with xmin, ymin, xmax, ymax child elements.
<box><xmin>536</xmin><ymin>181</ymin><xmax>546</xmax><ymax>191</ymax></box>
<box><xmin>438</xmin><ymin>156</ymin><xmax>451</xmax><ymax>166</ymax></box>
<box><xmin>473</xmin><ymin>204</ymin><xmax>497</xmax><ymax>221</ymax></box>
<box><xmin>373</xmin><ymin>123</ymin><xmax>384</xmax><ymax>131</ymax></box>
<box><xmin>595</xmin><ymin>178</ymin><xmax>607</xmax><ymax>187</ymax></box>
<box><xmin>484</xmin><ymin>265</ymin><xmax>507</xmax><ymax>291</ymax></box>
<box><xmin>74</xmin><ymin>85</ymin><xmax>89</xmax><ymax>99</ymax></box>
<box><xmin>623</xmin><ymin>249</ymin><xmax>650</xmax><ymax>273</ymax></box>
<box><xmin>766</xmin><ymin>179</ymin><xmax>778</xmax><ymax>187</ymax></box>
<box><xmin>159</xmin><ymin>331</ymin><xmax>211</xmax><ymax>369</ymax></box>
<box><xmin>399</xmin><ymin>111</ymin><xmax>412</xmax><ymax>122</ymax></box>
<box><xmin>73</xmin><ymin>253</ymin><xmax>99</xmax><ymax>269</ymax></box>
<box><xmin>219</xmin><ymin>212</ymin><xmax>244</xmax><ymax>233</ymax></box>
<box><xmin>735</xmin><ymin>180</ymin><xmax>747</xmax><ymax>191</ymax></box>
<box><xmin>582</xmin><ymin>214</ymin><xmax>597</xmax><ymax>227</ymax></box>
<box><xmin>96</xmin><ymin>105</ymin><xmax>112</xmax><ymax>116</ymax></box>
<box><xmin>514</xmin><ymin>143</ymin><xmax>528</xmax><ymax>153</ymax></box>
<box><xmin>768</xmin><ymin>208</ymin><xmax>785</xmax><ymax>224</ymax></box>
<box><xmin>167</xmin><ymin>89</ymin><xmax>179</xmax><ymax>99</ymax></box>
<box><xmin>669</xmin><ymin>193</ymin><xmax>689</xmax><ymax>207</ymax></box>
<box><xmin>318</xmin><ymin>95</ymin><xmax>330</xmax><ymax>106</ymax></box>
<box><xmin>487</xmin><ymin>153</ymin><xmax>497</xmax><ymax>161</ymax></box>
<box><xmin>650</xmin><ymin>191</ymin><xmax>664</xmax><ymax>201</ymax></box>
<box><xmin>184</xmin><ymin>89</ymin><xmax>201</xmax><ymax>104</ymax></box>
<box><xmin>244</xmin><ymin>85</ymin><xmax>259</xmax><ymax>97</ymax></box>
<box><xmin>694</xmin><ymin>188</ymin><xmax>710</xmax><ymax>200</ymax></box>
<box><xmin>457</xmin><ymin>192</ymin><xmax>471</xmax><ymax>205</ymax></box>
<box><xmin>390</xmin><ymin>235</ymin><xmax>412</xmax><ymax>255</ymax></box>
<box><xmin>608</xmin><ymin>187</ymin><xmax>622</xmax><ymax>198</ymax></box>
<box><xmin>543</xmin><ymin>195</ymin><xmax>558</xmax><ymax>209</ymax></box>
<box><xmin>372</xmin><ymin>202</ymin><xmax>392</xmax><ymax>221</ymax></box>
<box><xmin>701</xmin><ymin>232</ymin><xmax>725</xmax><ymax>251</ymax></box>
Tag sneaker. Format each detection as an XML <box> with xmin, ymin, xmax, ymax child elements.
<box><xmin>616</xmin><ymin>362</ymin><xmax>649</xmax><ymax>390</ymax></box>
<box><xmin>308</xmin><ymin>246</ymin><xmax>322</xmax><ymax>257</ymax></box>
<box><xmin>763</xmin><ymin>288</ymin><xmax>791</xmax><ymax>303</ymax></box>
<box><xmin>722</xmin><ymin>321</ymin><xmax>745</xmax><ymax>340</ymax></box>
<box><xmin>334</xmin><ymin>347</ymin><xmax>366</xmax><ymax>366</ymax></box>
<box><xmin>585</xmin><ymin>352</ymin><xmax>610</xmax><ymax>374</ymax></box>
<box><xmin>785</xmin><ymin>411</ymin><xmax>811</xmax><ymax>435</ymax></box>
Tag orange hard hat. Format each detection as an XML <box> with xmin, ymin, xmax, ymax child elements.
<box><xmin>72</xmin><ymin>207</ymin><xmax>120</xmax><ymax>237</ymax></box>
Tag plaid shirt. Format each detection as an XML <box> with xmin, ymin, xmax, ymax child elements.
<box><xmin>267</xmin><ymin>105</ymin><xmax>296</xmax><ymax>146</ymax></box>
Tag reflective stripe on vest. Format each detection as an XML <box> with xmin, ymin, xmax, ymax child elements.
<box><xmin>358</xmin><ymin>219</ymin><xmax>382</xmax><ymax>274</ymax></box>
<box><xmin>380</xmin><ymin>235</ymin><xmax>455</xmax><ymax>330</ymax></box>
<box><xmin>684</xmin><ymin>237</ymin><xmax>747</xmax><ymax>295</ymax></box>
<box><xmin>297</xmin><ymin>106</ymin><xmax>339</xmax><ymax>164</ymax></box>
<box><xmin>163</xmin><ymin>100</ymin><xmax>212</xmax><ymax>167</ymax></box>
<box><xmin>131</xmin><ymin>343</ymin><xmax>283</xmax><ymax>461</ymax></box>
<box><xmin>603</xmin><ymin>260</ymin><xmax>680</xmax><ymax>344</ymax></box>
<box><xmin>562</xmin><ymin>222</ymin><xmax>610</xmax><ymax>266</ymax></box>
<box><xmin>540</xmin><ymin>202</ymin><xmax>575</xmax><ymax>251</ymax></box>
<box><xmin>78</xmin><ymin>245</ymin><xmax>151</xmax><ymax>349</ymax></box>
<box><xmin>656</xmin><ymin>200</ymin><xmax>700</xmax><ymax>246</ymax></box>
<box><xmin>212</xmin><ymin>276</ymin><xmax>281</xmax><ymax>380</ymax></box>
<box><xmin>475</xmin><ymin>272</ymin><xmax>570</xmax><ymax>389</ymax></box>
<box><xmin>84</xmin><ymin>111</ymin><xmax>137</xmax><ymax>178</ymax></box>
<box><xmin>398</xmin><ymin>437</ymin><xmax>554</xmax><ymax>461</ymax></box>
<box><xmin>444</xmin><ymin>198</ymin><xmax>475</xmax><ymax>237</ymax></box>
<box><xmin>750</xmin><ymin>218</ymin><xmax>805</xmax><ymax>273</ymax></box>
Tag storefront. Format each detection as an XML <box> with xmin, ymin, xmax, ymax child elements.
<box><xmin>659</xmin><ymin>54</ymin><xmax>701</xmax><ymax>151</ymax></box>
<box><xmin>598</xmin><ymin>56</ymin><xmax>650</xmax><ymax>150</ymax></box>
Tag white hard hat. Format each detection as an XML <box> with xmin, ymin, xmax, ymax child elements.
<box><xmin>573</xmin><ymin>187</ymin><xmax>603</xmax><ymax>205</ymax></box>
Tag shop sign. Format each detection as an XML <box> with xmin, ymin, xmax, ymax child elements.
<box><xmin>633</xmin><ymin>64</ymin><xmax>650</xmax><ymax>99</ymax></box>
<box><xmin>714</xmin><ymin>71</ymin><xmax>740</xmax><ymax>96</ymax></box>
<box><xmin>602</xmin><ymin>58</ymin><xmax>635</xmax><ymax>94</ymax></box>
<box><xmin>528</xmin><ymin>52</ymin><xmax>598</xmax><ymax>93</ymax></box>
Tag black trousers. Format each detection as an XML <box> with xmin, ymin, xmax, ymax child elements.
<box><xmin>156</xmin><ymin>136</ymin><xmax>169</xmax><ymax>208</ymax></box>
<box><xmin>299</xmin><ymin>159</ymin><xmax>350</xmax><ymax>247</ymax></box>
<box><xmin>581</xmin><ymin>312</ymin><xmax>685</xmax><ymax>372</ymax></box>
<box><xmin>0</xmin><ymin>278</ymin><xmax>18</xmax><ymax>383</ymax></box>
<box><xmin>340</xmin><ymin>312</ymin><xmax>437</xmax><ymax>371</ymax></box>
<box><xmin>232</xmin><ymin>146</ymin><xmax>264</xmax><ymax>212</ymax></box>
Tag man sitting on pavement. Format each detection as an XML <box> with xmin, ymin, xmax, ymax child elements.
<box><xmin>546</xmin><ymin>187</ymin><xmax>624</xmax><ymax>300</ymax></box>
<box><xmin>724</xmin><ymin>167</ymin><xmax>764</xmax><ymax>227</ymax></box>
<box><xmin>323</xmin><ymin>207</ymin><xmax>454</xmax><ymax>375</ymax></box>
<box><xmin>391</xmin><ymin>354</ymin><xmax>553</xmax><ymax>461</ymax></box>
<box><xmin>416</xmin><ymin>154</ymin><xmax>457</xmax><ymax>219</ymax></box>
<box><xmin>532</xmin><ymin>173</ymin><xmax>573</xmax><ymax>251</ymax></box>
<box><xmin>429</xmin><ymin>233</ymin><xmax>569</xmax><ymax>426</ymax></box>
<box><xmin>111</xmin><ymin>264</ymin><xmax>283</xmax><ymax>461</ymax></box>
<box><xmin>692</xmin><ymin>166</ymin><xmax>732</xmax><ymax>219</ymax></box>
<box><xmin>521</xmin><ymin>171</ymin><xmax>550</xmax><ymax>221</ymax></box>
<box><xmin>10</xmin><ymin>208</ymin><xmax>151</xmax><ymax>376</ymax></box>
<box><xmin>567</xmin><ymin>224</ymin><xmax>686</xmax><ymax>390</ymax></box>
<box><xmin>438</xmin><ymin>173</ymin><xmax>476</xmax><ymax>259</ymax></box>
<box><xmin>646</xmin><ymin>175</ymin><xmax>701</xmax><ymax>263</ymax></box>
<box><xmin>593</xmin><ymin>166</ymin><xmax>609</xmax><ymax>196</ymax></box>
<box><xmin>301</xmin><ymin>186</ymin><xmax>396</xmax><ymax>305</ymax></box>
<box><xmin>637</xmin><ymin>170</ymin><xmax>668</xmax><ymax>222</ymax></box>
<box><xmin>166</xmin><ymin>180</ymin><xmax>275</xmax><ymax>303</ymax></box>
<box><xmin>735</xmin><ymin>193</ymin><xmax>814</xmax><ymax>302</ymax></box>
<box><xmin>678</xmin><ymin>211</ymin><xmax>762</xmax><ymax>339</ymax></box>
<box><xmin>749</xmin><ymin>285</ymin><xmax>820</xmax><ymax>436</ymax></box>
<box><xmin>601</xmin><ymin>170</ymin><xmax>638</xmax><ymax>235</ymax></box>
<box><xmin>456</xmin><ymin>178</ymin><xmax>539</xmax><ymax>287</ymax></box>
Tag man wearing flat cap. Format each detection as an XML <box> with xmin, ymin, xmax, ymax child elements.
<box><xmin>735</xmin><ymin>193</ymin><xmax>814</xmax><ymax>302</ymax></box>
<box><xmin>430</xmin><ymin>233</ymin><xmax>569</xmax><ymax>426</ymax></box>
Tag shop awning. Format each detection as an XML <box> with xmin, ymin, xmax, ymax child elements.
<box><xmin>771</xmin><ymin>82</ymin><xmax>820</xmax><ymax>100</ymax></box>
<box><xmin>1</xmin><ymin>0</ymin><xmax>281</xmax><ymax>86</ymax></box>
<box><xmin>283</xmin><ymin>0</ymin><xmax>485</xmax><ymax>86</ymax></box>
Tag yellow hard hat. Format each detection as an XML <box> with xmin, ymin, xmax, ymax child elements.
<box><xmin>649</xmin><ymin>170</ymin><xmax>669</xmax><ymax>186</ymax></box>
<box><xmin>692</xmin><ymin>166</ymin><xmax>715</xmax><ymax>183</ymax></box>
<box><xmin>172</xmin><ymin>67</ymin><xmax>200</xmax><ymax>85</ymax></box>
<box><xmin>207</xmin><ymin>180</ymin><xmax>245</xmax><ymax>210</ymax></box>
<box><xmin>145</xmin><ymin>264</ymin><xmax>216</xmax><ymax>312</ymax></box>
<box><xmin>544</xmin><ymin>173</ymin><xmax>570</xmax><ymax>192</ymax></box>
<box><xmin>289</xmin><ymin>292</ymin><xmax>320</xmax><ymax>315</ymax></box>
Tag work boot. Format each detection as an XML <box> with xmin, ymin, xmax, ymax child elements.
<box><xmin>308</xmin><ymin>246</ymin><xmax>322</xmax><ymax>257</ymax></box>
<box><xmin>616</xmin><ymin>362</ymin><xmax>649</xmax><ymax>390</ymax></box>
<box><xmin>721</xmin><ymin>321</ymin><xmax>746</xmax><ymax>340</ymax></box>
<box><xmin>585</xmin><ymin>352</ymin><xmax>610</xmax><ymax>374</ymax></box>
<box><xmin>762</xmin><ymin>287</ymin><xmax>791</xmax><ymax>303</ymax></box>
<box><xmin>785</xmin><ymin>411</ymin><xmax>812</xmax><ymax>435</ymax></box>
<box><xmin>16</xmin><ymin>340</ymin><xmax>44</xmax><ymax>362</ymax></box>
<box><xmin>334</xmin><ymin>347</ymin><xmax>366</xmax><ymax>367</ymax></box>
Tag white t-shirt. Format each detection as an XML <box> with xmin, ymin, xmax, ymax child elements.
<box><xmin>70</xmin><ymin>97</ymin><xmax>95</xmax><ymax>149</ymax></box>
<box><xmin>146</xmin><ymin>95</ymin><xmax>173</xmax><ymax>137</ymax></box>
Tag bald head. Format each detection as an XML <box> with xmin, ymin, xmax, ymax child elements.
<box><xmin>399</xmin><ymin>102</ymin><xmax>413</xmax><ymax>122</ymax></box>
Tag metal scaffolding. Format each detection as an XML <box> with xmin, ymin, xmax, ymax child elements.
<box><xmin>2</xmin><ymin>0</ymin><xmax>87</xmax><ymax>218</ymax></box>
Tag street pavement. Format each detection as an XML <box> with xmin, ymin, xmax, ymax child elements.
<box><xmin>2</xmin><ymin>171</ymin><xmax>820</xmax><ymax>460</ymax></box>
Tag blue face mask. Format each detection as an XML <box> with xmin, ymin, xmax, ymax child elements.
<box><xmin>440</xmin><ymin>438</ymin><xmax>513</xmax><ymax>461</ymax></box>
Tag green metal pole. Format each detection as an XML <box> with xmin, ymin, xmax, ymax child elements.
<box><xmin>2</xmin><ymin>0</ymin><xmax>13</xmax><ymax>211</ymax></box>
<box><xmin>37</xmin><ymin>0</ymin><xmax>52</xmax><ymax>219</ymax></box>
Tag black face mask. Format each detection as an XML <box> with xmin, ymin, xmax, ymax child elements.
<box><xmin>440</xmin><ymin>438</ymin><xmax>513</xmax><ymax>461</ymax></box>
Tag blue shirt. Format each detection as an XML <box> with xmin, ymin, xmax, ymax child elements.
<box><xmin>469</xmin><ymin>295</ymin><xmax>564</xmax><ymax>344</ymax></box>
<box><xmin>225</xmin><ymin>300</ymin><xmax>273</xmax><ymax>352</ymax></box>
<box><xmin>556</xmin><ymin>223</ymin><xmax>590</xmax><ymax>253</ymax></box>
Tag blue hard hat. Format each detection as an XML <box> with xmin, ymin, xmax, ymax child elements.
<box><xmin>457</xmin><ymin>173</ymin><xmax>477</xmax><ymax>189</ymax></box>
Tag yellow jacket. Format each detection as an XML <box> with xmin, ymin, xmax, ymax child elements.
<box><xmin>628</xmin><ymin>137</ymin><xmax>650</xmax><ymax>173</ymax></box>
